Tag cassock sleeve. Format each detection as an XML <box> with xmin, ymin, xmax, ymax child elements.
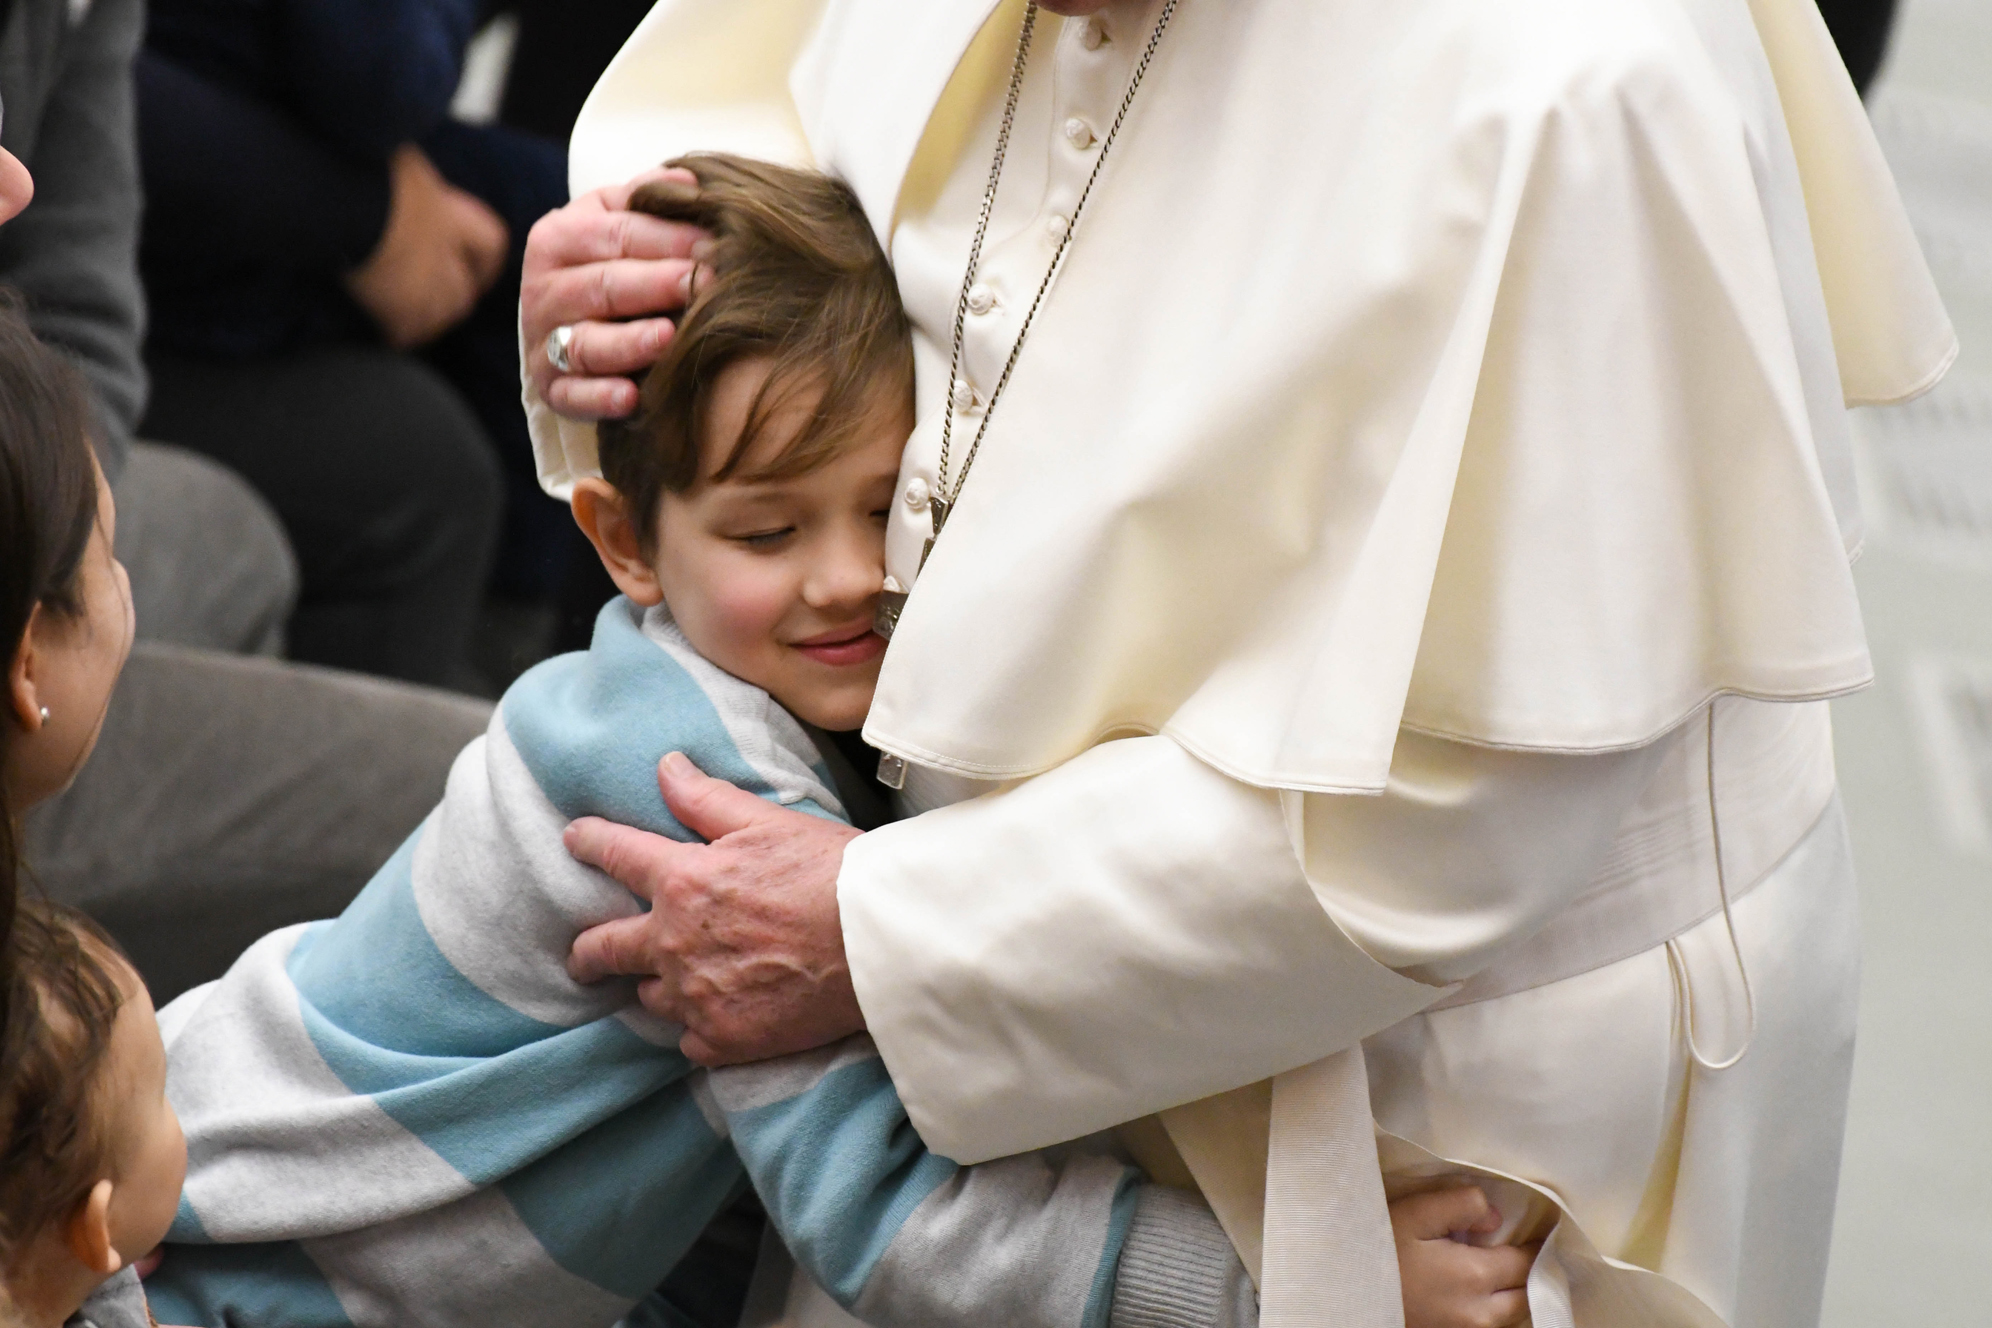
<box><xmin>839</xmin><ymin>730</ymin><xmax>1665</xmax><ymax>1165</ymax></box>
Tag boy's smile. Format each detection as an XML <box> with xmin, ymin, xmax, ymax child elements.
<box><xmin>790</xmin><ymin>623</ymin><xmax>888</xmax><ymax>669</ymax></box>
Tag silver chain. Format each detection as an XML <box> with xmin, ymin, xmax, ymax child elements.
<box><xmin>931</xmin><ymin>0</ymin><xmax>1180</xmax><ymax>540</ymax></box>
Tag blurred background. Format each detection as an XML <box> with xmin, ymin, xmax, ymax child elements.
<box><xmin>1824</xmin><ymin>0</ymin><xmax>1992</xmax><ymax>1320</ymax></box>
<box><xmin>129</xmin><ymin>0</ymin><xmax>659</xmax><ymax>698</ymax></box>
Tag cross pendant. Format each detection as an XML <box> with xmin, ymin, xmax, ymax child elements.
<box><xmin>873</xmin><ymin>590</ymin><xmax>907</xmax><ymax>639</ymax></box>
<box><xmin>919</xmin><ymin>496</ymin><xmax>952</xmax><ymax>572</ymax></box>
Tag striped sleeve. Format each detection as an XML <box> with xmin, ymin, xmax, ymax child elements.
<box><xmin>152</xmin><ymin>600</ymin><xmax>837</xmax><ymax>1328</ymax></box>
<box><xmin>709</xmin><ymin>1036</ymin><xmax>1146</xmax><ymax>1328</ymax></box>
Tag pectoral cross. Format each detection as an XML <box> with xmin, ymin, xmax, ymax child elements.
<box><xmin>878</xmin><ymin>497</ymin><xmax>952</xmax><ymax>642</ymax></box>
<box><xmin>919</xmin><ymin>496</ymin><xmax>952</xmax><ymax>572</ymax></box>
<box><xmin>873</xmin><ymin>498</ymin><xmax>953</xmax><ymax>642</ymax></box>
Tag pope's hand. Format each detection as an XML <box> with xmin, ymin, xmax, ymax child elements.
<box><xmin>565</xmin><ymin>751</ymin><xmax>866</xmax><ymax>1065</ymax></box>
<box><xmin>522</xmin><ymin>165</ymin><xmax>710</xmax><ymax>421</ymax></box>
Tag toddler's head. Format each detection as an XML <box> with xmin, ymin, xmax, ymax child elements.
<box><xmin>0</xmin><ymin>901</ymin><xmax>184</xmax><ymax>1327</ymax></box>
<box><xmin>577</xmin><ymin>154</ymin><xmax>914</xmax><ymax>732</ymax></box>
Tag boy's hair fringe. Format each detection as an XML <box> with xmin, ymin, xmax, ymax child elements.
<box><xmin>0</xmin><ymin>899</ymin><xmax>128</xmax><ymax>1274</ymax></box>
<box><xmin>597</xmin><ymin>153</ymin><xmax>914</xmax><ymax>546</ymax></box>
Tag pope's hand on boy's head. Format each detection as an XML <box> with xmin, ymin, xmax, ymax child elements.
<box><xmin>564</xmin><ymin>751</ymin><xmax>866</xmax><ymax>1065</ymax></box>
<box><xmin>523</xmin><ymin>165</ymin><xmax>711</xmax><ymax>422</ymax></box>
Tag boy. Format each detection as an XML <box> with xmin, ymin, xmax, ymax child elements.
<box><xmin>149</xmin><ymin>156</ymin><xmax>1531</xmax><ymax>1328</ymax></box>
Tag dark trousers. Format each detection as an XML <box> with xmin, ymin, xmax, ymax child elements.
<box><xmin>143</xmin><ymin>344</ymin><xmax>503</xmax><ymax>688</ymax></box>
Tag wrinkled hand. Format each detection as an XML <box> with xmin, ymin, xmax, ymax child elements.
<box><xmin>521</xmin><ymin>165</ymin><xmax>711</xmax><ymax>421</ymax></box>
<box><xmin>566</xmin><ymin>751</ymin><xmax>865</xmax><ymax>1065</ymax></box>
<box><xmin>1392</xmin><ymin>1186</ymin><xmax>1538</xmax><ymax>1328</ymax></box>
<box><xmin>345</xmin><ymin>144</ymin><xmax>509</xmax><ymax>349</ymax></box>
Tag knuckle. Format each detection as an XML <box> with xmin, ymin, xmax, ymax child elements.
<box><xmin>566</xmin><ymin>326</ymin><xmax>594</xmax><ymax>378</ymax></box>
<box><xmin>590</xmin><ymin>836</ymin><xmax>624</xmax><ymax>878</ymax></box>
<box><xmin>668</xmin><ymin>861</ymin><xmax>713</xmax><ymax>904</ymax></box>
<box><xmin>591</xmin><ymin>262</ymin><xmax>616</xmax><ymax>324</ymax></box>
<box><xmin>609</xmin><ymin>210</ymin><xmax>639</xmax><ymax>253</ymax></box>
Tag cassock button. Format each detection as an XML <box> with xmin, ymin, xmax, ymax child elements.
<box><xmin>950</xmin><ymin>381</ymin><xmax>979</xmax><ymax>412</ymax></box>
<box><xmin>1064</xmin><ymin>117</ymin><xmax>1097</xmax><ymax>149</ymax></box>
<box><xmin>1080</xmin><ymin>17</ymin><xmax>1107</xmax><ymax>49</ymax></box>
<box><xmin>966</xmin><ymin>283</ymin><xmax>997</xmax><ymax>315</ymax></box>
<box><xmin>903</xmin><ymin>478</ymin><xmax>931</xmax><ymax>512</ymax></box>
<box><xmin>1047</xmin><ymin>213</ymin><xmax>1070</xmax><ymax>239</ymax></box>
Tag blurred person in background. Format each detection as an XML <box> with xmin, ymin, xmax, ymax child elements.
<box><xmin>136</xmin><ymin>0</ymin><xmax>570</xmax><ymax>687</ymax></box>
<box><xmin>1817</xmin><ymin>0</ymin><xmax>1899</xmax><ymax>94</ymax></box>
<box><xmin>0</xmin><ymin>0</ymin><xmax>296</xmax><ymax>658</ymax></box>
<box><xmin>496</xmin><ymin>0</ymin><xmax>653</xmax><ymax>143</ymax></box>
<box><xmin>0</xmin><ymin>0</ymin><xmax>496</xmax><ymax>1004</ymax></box>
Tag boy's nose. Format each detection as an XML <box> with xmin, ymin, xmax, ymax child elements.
<box><xmin>803</xmin><ymin>538</ymin><xmax>885</xmax><ymax>610</ymax></box>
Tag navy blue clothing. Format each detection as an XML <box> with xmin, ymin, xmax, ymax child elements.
<box><xmin>136</xmin><ymin>48</ymin><xmax>387</xmax><ymax>358</ymax></box>
<box><xmin>137</xmin><ymin>0</ymin><xmax>579</xmax><ymax>620</ymax></box>
<box><xmin>145</xmin><ymin>0</ymin><xmax>481</xmax><ymax>161</ymax></box>
<box><xmin>137</xmin><ymin>0</ymin><xmax>566</xmax><ymax>364</ymax></box>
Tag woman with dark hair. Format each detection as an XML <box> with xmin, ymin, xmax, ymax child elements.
<box><xmin>0</xmin><ymin>298</ymin><xmax>130</xmax><ymax>922</ymax></box>
<box><xmin>0</xmin><ymin>137</ymin><xmax>98</xmax><ymax>942</ymax></box>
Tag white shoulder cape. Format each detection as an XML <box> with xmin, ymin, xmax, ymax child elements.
<box><xmin>543</xmin><ymin>0</ymin><xmax>1954</xmax><ymax>793</ymax></box>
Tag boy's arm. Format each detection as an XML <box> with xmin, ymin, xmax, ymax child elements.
<box><xmin>1113</xmin><ymin>1188</ymin><xmax>1259</xmax><ymax>1328</ymax></box>
<box><xmin>712</xmin><ymin>1041</ymin><xmax>1542</xmax><ymax>1328</ymax></box>
<box><xmin>708</xmin><ymin>1037</ymin><xmax>1256</xmax><ymax>1328</ymax></box>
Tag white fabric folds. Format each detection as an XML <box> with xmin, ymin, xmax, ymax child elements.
<box><xmin>543</xmin><ymin>0</ymin><xmax>1952</xmax><ymax>794</ymax></box>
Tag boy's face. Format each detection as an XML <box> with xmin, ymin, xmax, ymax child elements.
<box><xmin>651</xmin><ymin>358</ymin><xmax>910</xmax><ymax>730</ymax></box>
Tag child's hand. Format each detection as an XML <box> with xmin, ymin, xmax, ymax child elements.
<box><xmin>1391</xmin><ymin>1185</ymin><xmax>1538</xmax><ymax>1328</ymax></box>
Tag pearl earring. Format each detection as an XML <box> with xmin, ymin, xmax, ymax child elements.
<box><xmin>38</xmin><ymin>706</ymin><xmax>48</xmax><ymax>724</ymax></box>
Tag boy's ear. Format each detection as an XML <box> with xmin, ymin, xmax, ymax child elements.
<box><xmin>63</xmin><ymin>1180</ymin><xmax>121</xmax><ymax>1276</ymax></box>
<box><xmin>571</xmin><ymin>480</ymin><xmax>665</xmax><ymax>607</ymax></box>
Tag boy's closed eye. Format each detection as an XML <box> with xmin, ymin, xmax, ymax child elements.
<box><xmin>734</xmin><ymin>527</ymin><xmax>797</xmax><ymax>548</ymax></box>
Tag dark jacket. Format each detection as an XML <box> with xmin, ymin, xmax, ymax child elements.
<box><xmin>137</xmin><ymin>0</ymin><xmax>489</xmax><ymax>358</ymax></box>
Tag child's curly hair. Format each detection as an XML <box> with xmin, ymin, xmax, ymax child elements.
<box><xmin>0</xmin><ymin>898</ymin><xmax>128</xmax><ymax>1273</ymax></box>
<box><xmin>597</xmin><ymin>153</ymin><xmax>914</xmax><ymax>548</ymax></box>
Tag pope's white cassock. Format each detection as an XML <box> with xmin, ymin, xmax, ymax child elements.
<box><xmin>527</xmin><ymin>0</ymin><xmax>1956</xmax><ymax>1324</ymax></box>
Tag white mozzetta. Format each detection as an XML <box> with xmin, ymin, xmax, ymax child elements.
<box><xmin>542</xmin><ymin>0</ymin><xmax>1951</xmax><ymax>795</ymax></box>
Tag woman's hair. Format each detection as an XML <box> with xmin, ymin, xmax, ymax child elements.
<box><xmin>597</xmin><ymin>153</ymin><xmax>914</xmax><ymax>547</ymax></box>
<box><xmin>0</xmin><ymin>295</ymin><xmax>100</xmax><ymax>1051</ymax></box>
<box><xmin>0</xmin><ymin>899</ymin><xmax>127</xmax><ymax>1272</ymax></box>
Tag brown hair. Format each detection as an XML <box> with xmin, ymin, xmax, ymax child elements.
<box><xmin>0</xmin><ymin>899</ymin><xmax>127</xmax><ymax>1272</ymax></box>
<box><xmin>0</xmin><ymin>296</ymin><xmax>100</xmax><ymax>1023</ymax></box>
<box><xmin>598</xmin><ymin>154</ymin><xmax>913</xmax><ymax>547</ymax></box>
